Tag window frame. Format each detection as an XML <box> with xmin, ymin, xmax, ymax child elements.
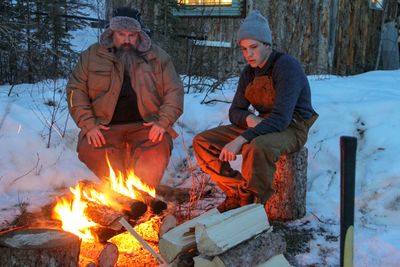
<box><xmin>174</xmin><ymin>0</ymin><xmax>245</xmax><ymax>17</ymax></box>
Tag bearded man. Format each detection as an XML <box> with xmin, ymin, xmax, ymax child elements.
<box><xmin>67</xmin><ymin>7</ymin><xmax>184</xmax><ymax>187</ymax></box>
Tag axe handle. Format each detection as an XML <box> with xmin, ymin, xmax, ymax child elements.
<box><xmin>119</xmin><ymin>217</ymin><xmax>167</xmax><ymax>264</ymax></box>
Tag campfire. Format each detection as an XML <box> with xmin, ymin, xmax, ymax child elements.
<box><xmin>50</xmin><ymin>156</ymin><xmax>168</xmax><ymax>266</ymax></box>
<box><xmin>53</xmin><ymin>157</ymin><xmax>157</xmax><ymax>241</ymax></box>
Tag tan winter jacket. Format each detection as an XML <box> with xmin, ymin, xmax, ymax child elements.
<box><xmin>66</xmin><ymin>43</ymin><xmax>184</xmax><ymax>138</ymax></box>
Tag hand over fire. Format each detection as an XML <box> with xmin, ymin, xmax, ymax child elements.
<box><xmin>219</xmin><ymin>136</ymin><xmax>248</xmax><ymax>161</ymax></box>
<box><xmin>86</xmin><ymin>125</ymin><xmax>110</xmax><ymax>147</ymax></box>
<box><xmin>143</xmin><ymin>121</ymin><xmax>166</xmax><ymax>142</ymax></box>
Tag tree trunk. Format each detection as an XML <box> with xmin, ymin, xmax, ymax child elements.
<box><xmin>266</xmin><ymin>147</ymin><xmax>308</xmax><ymax>221</ymax></box>
<box><xmin>0</xmin><ymin>228</ymin><xmax>80</xmax><ymax>267</ymax></box>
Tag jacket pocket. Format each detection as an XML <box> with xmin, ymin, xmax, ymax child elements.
<box><xmin>87</xmin><ymin>65</ymin><xmax>112</xmax><ymax>99</ymax></box>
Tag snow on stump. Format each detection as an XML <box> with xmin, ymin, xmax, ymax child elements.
<box><xmin>0</xmin><ymin>228</ymin><xmax>81</xmax><ymax>267</ymax></box>
<box><xmin>266</xmin><ymin>146</ymin><xmax>308</xmax><ymax>221</ymax></box>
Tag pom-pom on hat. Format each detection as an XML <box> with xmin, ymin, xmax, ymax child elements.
<box><xmin>237</xmin><ymin>10</ymin><xmax>272</xmax><ymax>45</ymax></box>
<box><xmin>100</xmin><ymin>7</ymin><xmax>151</xmax><ymax>52</ymax></box>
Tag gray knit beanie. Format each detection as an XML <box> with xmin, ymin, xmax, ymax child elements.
<box><xmin>100</xmin><ymin>7</ymin><xmax>151</xmax><ymax>52</ymax></box>
<box><xmin>237</xmin><ymin>10</ymin><xmax>272</xmax><ymax>45</ymax></box>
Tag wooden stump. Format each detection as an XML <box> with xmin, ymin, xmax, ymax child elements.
<box><xmin>0</xmin><ymin>228</ymin><xmax>81</xmax><ymax>267</ymax></box>
<box><xmin>266</xmin><ymin>147</ymin><xmax>308</xmax><ymax>221</ymax></box>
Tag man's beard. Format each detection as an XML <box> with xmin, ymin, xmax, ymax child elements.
<box><xmin>115</xmin><ymin>44</ymin><xmax>137</xmax><ymax>75</ymax></box>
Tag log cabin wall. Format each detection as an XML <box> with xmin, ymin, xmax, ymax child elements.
<box><xmin>105</xmin><ymin>0</ymin><xmax>398</xmax><ymax>77</ymax></box>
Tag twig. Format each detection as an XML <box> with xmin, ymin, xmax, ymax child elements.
<box><xmin>7</xmin><ymin>153</ymin><xmax>40</xmax><ymax>188</ymax></box>
<box><xmin>201</xmin><ymin>99</ymin><xmax>231</xmax><ymax>105</ymax></box>
<box><xmin>310</xmin><ymin>212</ymin><xmax>337</xmax><ymax>225</ymax></box>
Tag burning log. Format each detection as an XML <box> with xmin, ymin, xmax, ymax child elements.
<box><xmin>0</xmin><ymin>228</ymin><xmax>80</xmax><ymax>266</ymax></box>
<box><xmin>85</xmin><ymin>202</ymin><xmax>125</xmax><ymax>230</ymax></box>
<box><xmin>80</xmin><ymin>241</ymin><xmax>118</xmax><ymax>267</ymax></box>
<box><xmin>79</xmin><ymin>180</ymin><xmax>165</xmax><ymax>215</ymax></box>
<box><xmin>91</xmin><ymin>226</ymin><xmax>125</xmax><ymax>244</ymax></box>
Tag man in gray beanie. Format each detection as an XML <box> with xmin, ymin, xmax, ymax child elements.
<box><xmin>67</xmin><ymin>7</ymin><xmax>184</xmax><ymax>188</ymax></box>
<box><xmin>193</xmin><ymin>10</ymin><xmax>318</xmax><ymax>214</ymax></box>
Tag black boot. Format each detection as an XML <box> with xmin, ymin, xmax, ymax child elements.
<box><xmin>238</xmin><ymin>187</ymin><xmax>255</xmax><ymax>206</ymax></box>
<box><xmin>217</xmin><ymin>195</ymin><xmax>240</xmax><ymax>212</ymax></box>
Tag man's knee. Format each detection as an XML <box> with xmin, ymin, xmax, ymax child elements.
<box><xmin>244</xmin><ymin>136</ymin><xmax>280</xmax><ymax>162</ymax></box>
<box><xmin>77</xmin><ymin>138</ymin><xmax>97</xmax><ymax>162</ymax></box>
<box><xmin>192</xmin><ymin>133</ymin><xmax>208</xmax><ymax>153</ymax></box>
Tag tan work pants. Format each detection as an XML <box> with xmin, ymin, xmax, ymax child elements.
<box><xmin>193</xmin><ymin>113</ymin><xmax>316</xmax><ymax>204</ymax></box>
<box><xmin>78</xmin><ymin>122</ymin><xmax>172</xmax><ymax>187</ymax></box>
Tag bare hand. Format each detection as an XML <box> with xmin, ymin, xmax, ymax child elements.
<box><xmin>143</xmin><ymin>121</ymin><xmax>166</xmax><ymax>142</ymax></box>
<box><xmin>246</xmin><ymin>114</ymin><xmax>263</xmax><ymax>128</ymax></box>
<box><xmin>86</xmin><ymin>125</ymin><xmax>110</xmax><ymax>147</ymax></box>
<box><xmin>219</xmin><ymin>136</ymin><xmax>248</xmax><ymax>161</ymax></box>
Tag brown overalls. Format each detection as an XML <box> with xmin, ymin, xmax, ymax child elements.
<box><xmin>193</xmin><ymin>75</ymin><xmax>318</xmax><ymax>204</ymax></box>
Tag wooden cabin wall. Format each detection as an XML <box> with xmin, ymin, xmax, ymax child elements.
<box><xmin>252</xmin><ymin>0</ymin><xmax>333</xmax><ymax>75</ymax></box>
<box><xmin>105</xmin><ymin>0</ymin><xmax>397</xmax><ymax>77</ymax></box>
<box><xmin>333</xmin><ymin>0</ymin><xmax>398</xmax><ymax>75</ymax></box>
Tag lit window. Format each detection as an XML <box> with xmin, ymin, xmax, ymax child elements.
<box><xmin>369</xmin><ymin>0</ymin><xmax>385</xmax><ymax>10</ymax></box>
<box><xmin>178</xmin><ymin>0</ymin><xmax>232</xmax><ymax>5</ymax></box>
<box><xmin>174</xmin><ymin>0</ymin><xmax>244</xmax><ymax>17</ymax></box>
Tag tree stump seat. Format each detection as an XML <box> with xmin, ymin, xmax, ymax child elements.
<box><xmin>265</xmin><ymin>146</ymin><xmax>308</xmax><ymax>221</ymax></box>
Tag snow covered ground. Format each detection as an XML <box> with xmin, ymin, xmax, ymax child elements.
<box><xmin>1</xmin><ymin>69</ymin><xmax>399</xmax><ymax>266</ymax></box>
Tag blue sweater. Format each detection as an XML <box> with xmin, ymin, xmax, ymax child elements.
<box><xmin>229</xmin><ymin>51</ymin><xmax>316</xmax><ymax>141</ymax></box>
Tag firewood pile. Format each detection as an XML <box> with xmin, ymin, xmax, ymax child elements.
<box><xmin>159</xmin><ymin>204</ymin><xmax>293</xmax><ymax>267</ymax></box>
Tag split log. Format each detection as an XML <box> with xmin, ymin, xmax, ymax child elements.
<box><xmin>78</xmin><ymin>180</ymin><xmax>148</xmax><ymax>219</ymax></box>
<box><xmin>159</xmin><ymin>214</ymin><xmax>177</xmax><ymax>237</ymax></box>
<box><xmin>254</xmin><ymin>254</ymin><xmax>293</xmax><ymax>267</ymax></box>
<box><xmin>159</xmin><ymin>208</ymin><xmax>220</xmax><ymax>263</ymax></box>
<box><xmin>211</xmin><ymin>231</ymin><xmax>286</xmax><ymax>267</ymax></box>
<box><xmin>195</xmin><ymin>204</ymin><xmax>270</xmax><ymax>256</ymax></box>
<box><xmin>266</xmin><ymin>147</ymin><xmax>308</xmax><ymax>221</ymax></box>
<box><xmin>80</xmin><ymin>241</ymin><xmax>118</xmax><ymax>267</ymax></box>
<box><xmin>193</xmin><ymin>255</ymin><xmax>214</xmax><ymax>267</ymax></box>
<box><xmin>0</xmin><ymin>228</ymin><xmax>80</xmax><ymax>267</ymax></box>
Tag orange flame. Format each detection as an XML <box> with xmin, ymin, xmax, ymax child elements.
<box><xmin>53</xmin><ymin>156</ymin><xmax>156</xmax><ymax>240</ymax></box>
<box><xmin>107</xmin><ymin>157</ymin><xmax>156</xmax><ymax>199</ymax></box>
<box><xmin>53</xmin><ymin>184</ymin><xmax>97</xmax><ymax>239</ymax></box>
